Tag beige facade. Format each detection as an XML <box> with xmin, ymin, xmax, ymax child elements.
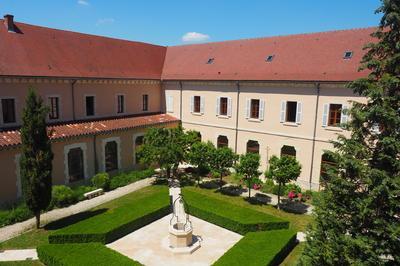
<box><xmin>163</xmin><ymin>81</ymin><xmax>364</xmax><ymax>190</ymax></box>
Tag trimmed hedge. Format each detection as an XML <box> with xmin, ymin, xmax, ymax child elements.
<box><xmin>183</xmin><ymin>188</ymin><xmax>289</xmax><ymax>235</ymax></box>
<box><xmin>37</xmin><ymin>243</ymin><xmax>142</xmax><ymax>265</ymax></box>
<box><xmin>49</xmin><ymin>186</ymin><xmax>169</xmax><ymax>244</ymax></box>
<box><xmin>213</xmin><ymin>229</ymin><xmax>297</xmax><ymax>266</ymax></box>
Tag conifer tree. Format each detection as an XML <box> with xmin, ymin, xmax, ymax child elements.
<box><xmin>20</xmin><ymin>89</ymin><xmax>53</xmax><ymax>229</ymax></box>
<box><xmin>301</xmin><ymin>1</ymin><xmax>400</xmax><ymax>264</ymax></box>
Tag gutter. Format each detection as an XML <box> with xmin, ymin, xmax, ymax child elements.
<box><xmin>309</xmin><ymin>82</ymin><xmax>320</xmax><ymax>190</ymax></box>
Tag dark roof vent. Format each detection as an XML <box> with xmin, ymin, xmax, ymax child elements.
<box><xmin>265</xmin><ymin>55</ymin><xmax>275</xmax><ymax>62</ymax></box>
<box><xmin>206</xmin><ymin>58</ymin><xmax>214</xmax><ymax>64</ymax></box>
<box><xmin>4</xmin><ymin>14</ymin><xmax>16</xmax><ymax>32</ymax></box>
<box><xmin>343</xmin><ymin>51</ymin><xmax>353</xmax><ymax>59</ymax></box>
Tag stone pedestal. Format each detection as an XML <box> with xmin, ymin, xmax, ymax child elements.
<box><xmin>169</xmin><ymin>223</ymin><xmax>193</xmax><ymax>248</ymax></box>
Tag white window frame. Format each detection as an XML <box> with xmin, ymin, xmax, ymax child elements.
<box><xmin>115</xmin><ymin>93</ymin><xmax>126</xmax><ymax>115</ymax></box>
<box><xmin>47</xmin><ymin>94</ymin><xmax>62</xmax><ymax>121</ymax></box>
<box><xmin>245</xmin><ymin>98</ymin><xmax>265</xmax><ymax>121</ymax></box>
<box><xmin>0</xmin><ymin>96</ymin><xmax>18</xmax><ymax>127</ymax></box>
<box><xmin>133</xmin><ymin>133</ymin><xmax>145</xmax><ymax>165</ymax></box>
<box><xmin>63</xmin><ymin>143</ymin><xmax>89</xmax><ymax>184</ymax></box>
<box><xmin>101</xmin><ymin>137</ymin><xmax>121</xmax><ymax>172</ymax></box>
<box><xmin>84</xmin><ymin>94</ymin><xmax>96</xmax><ymax>118</ymax></box>
<box><xmin>280</xmin><ymin>100</ymin><xmax>302</xmax><ymax>125</ymax></box>
<box><xmin>322</xmin><ymin>103</ymin><xmax>348</xmax><ymax>128</ymax></box>
<box><xmin>216</xmin><ymin>96</ymin><xmax>233</xmax><ymax>117</ymax></box>
<box><xmin>190</xmin><ymin>95</ymin><xmax>204</xmax><ymax>115</ymax></box>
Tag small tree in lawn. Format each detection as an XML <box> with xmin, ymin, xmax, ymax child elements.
<box><xmin>235</xmin><ymin>153</ymin><xmax>261</xmax><ymax>199</ymax></box>
<box><xmin>208</xmin><ymin>146</ymin><xmax>238</xmax><ymax>189</ymax></box>
<box><xmin>20</xmin><ymin>89</ymin><xmax>54</xmax><ymax>229</ymax></box>
<box><xmin>186</xmin><ymin>141</ymin><xmax>213</xmax><ymax>185</ymax></box>
<box><xmin>265</xmin><ymin>155</ymin><xmax>301</xmax><ymax>209</ymax></box>
<box><xmin>138</xmin><ymin>126</ymin><xmax>186</xmax><ymax>179</ymax></box>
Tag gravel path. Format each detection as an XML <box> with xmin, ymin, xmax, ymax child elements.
<box><xmin>0</xmin><ymin>249</ymin><xmax>38</xmax><ymax>261</ymax></box>
<box><xmin>0</xmin><ymin>177</ymin><xmax>156</xmax><ymax>243</ymax></box>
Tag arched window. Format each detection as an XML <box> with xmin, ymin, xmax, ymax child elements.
<box><xmin>320</xmin><ymin>153</ymin><xmax>337</xmax><ymax>184</ymax></box>
<box><xmin>135</xmin><ymin>136</ymin><xmax>144</xmax><ymax>164</ymax></box>
<box><xmin>68</xmin><ymin>148</ymin><xmax>84</xmax><ymax>182</ymax></box>
<box><xmin>246</xmin><ymin>140</ymin><xmax>260</xmax><ymax>154</ymax></box>
<box><xmin>281</xmin><ymin>145</ymin><xmax>296</xmax><ymax>158</ymax></box>
<box><xmin>217</xmin><ymin>135</ymin><xmax>228</xmax><ymax>148</ymax></box>
<box><xmin>105</xmin><ymin>141</ymin><xmax>118</xmax><ymax>172</ymax></box>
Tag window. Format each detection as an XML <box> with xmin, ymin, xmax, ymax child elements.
<box><xmin>85</xmin><ymin>96</ymin><xmax>95</xmax><ymax>116</ymax></box>
<box><xmin>281</xmin><ymin>145</ymin><xmax>296</xmax><ymax>158</ymax></box>
<box><xmin>166</xmin><ymin>95</ymin><xmax>174</xmax><ymax>113</ymax></box>
<box><xmin>49</xmin><ymin>97</ymin><xmax>59</xmax><ymax>120</ymax></box>
<box><xmin>219</xmin><ymin>97</ymin><xmax>228</xmax><ymax>116</ymax></box>
<box><xmin>1</xmin><ymin>98</ymin><xmax>16</xmax><ymax>124</ymax></box>
<box><xmin>217</xmin><ymin>135</ymin><xmax>228</xmax><ymax>148</ymax></box>
<box><xmin>105</xmin><ymin>141</ymin><xmax>118</xmax><ymax>172</ymax></box>
<box><xmin>343</xmin><ymin>51</ymin><xmax>353</xmax><ymax>59</ymax></box>
<box><xmin>320</xmin><ymin>153</ymin><xmax>337</xmax><ymax>184</ymax></box>
<box><xmin>285</xmin><ymin>101</ymin><xmax>297</xmax><ymax>122</ymax></box>
<box><xmin>135</xmin><ymin>136</ymin><xmax>144</xmax><ymax>164</ymax></box>
<box><xmin>250</xmin><ymin>99</ymin><xmax>260</xmax><ymax>119</ymax></box>
<box><xmin>68</xmin><ymin>148</ymin><xmax>84</xmax><ymax>182</ymax></box>
<box><xmin>142</xmin><ymin>94</ymin><xmax>148</xmax><ymax>111</ymax></box>
<box><xmin>246</xmin><ymin>140</ymin><xmax>260</xmax><ymax>154</ymax></box>
<box><xmin>117</xmin><ymin>95</ymin><xmax>125</xmax><ymax>114</ymax></box>
<box><xmin>265</xmin><ymin>55</ymin><xmax>275</xmax><ymax>62</ymax></box>
<box><xmin>194</xmin><ymin>96</ymin><xmax>201</xmax><ymax>113</ymax></box>
<box><xmin>206</xmin><ymin>58</ymin><xmax>214</xmax><ymax>64</ymax></box>
<box><xmin>328</xmin><ymin>104</ymin><xmax>342</xmax><ymax>127</ymax></box>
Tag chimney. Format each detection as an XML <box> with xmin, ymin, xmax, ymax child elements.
<box><xmin>4</xmin><ymin>14</ymin><xmax>15</xmax><ymax>32</ymax></box>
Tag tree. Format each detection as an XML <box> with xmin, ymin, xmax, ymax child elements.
<box><xmin>138</xmin><ymin>126</ymin><xmax>186</xmax><ymax>179</ymax></box>
<box><xmin>208</xmin><ymin>146</ymin><xmax>238</xmax><ymax>189</ymax></box>
<box><xmin>265</xmin><ymin>155</ymin><xmax>301</xmax><ymax>209</ymax></box>
<box><xmin>235</xmin><ymin>153</ymin><xmax>261</xmax><ymax>198</ymax></box>
<box><xmin>186</xmin><ymin>141</ymin><xmax>213</xmax><ymax>185</ymax></box>
<box><xmin>301</xmin><ymin>1</ymin><xmax>400</xmax><ymax>264</ymax></box>
<box><xmin>20</xmin><ymin>89</ymin><xmax>53</xmax><ymax>229</ymax></box>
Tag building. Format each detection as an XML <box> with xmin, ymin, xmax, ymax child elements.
<box><xmin>0</xmin><ymin>14</ymin><xmax>375</xmax><ymax>203</ymax></box>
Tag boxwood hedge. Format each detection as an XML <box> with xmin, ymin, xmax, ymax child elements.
<box><xmin>37</xmin><ymin>243</ymin><xmax>142</xmax><ymax>266</ymax></box>
<box><xmin>183</xmin><ymin>188</ymin><xmax>289</xmax><ymax>235</ymax></box>
<box><xmin>49</xmin><ymin>186</ymin><xmax>169</xmax><ymax>244</ymax></box>
<box><xmin>213</xmin><ymin>229</ymin><xmax>297</xmax><ymax>266</ymax></box>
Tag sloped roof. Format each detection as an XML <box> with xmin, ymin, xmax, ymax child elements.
<box><xmin>162</xmin><ymin>28</ymin><xmax>376</xmax><ymax>81</ymax></box>
<box><xmin>0</xmin><ymin>113</ymin><xmax>179</xmax><ymax>149</ymax></box>
<box><xmin>0</xmin><ymin>20</ymin><xmax>166</xmax><ymax>79</ymax></box>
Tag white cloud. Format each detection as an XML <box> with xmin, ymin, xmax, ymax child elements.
<box><xmin>96</xmin><ymin>18</ymin><xmax>115</xmax><ymax>26</ymax></box>
<box><xmin>77</xmin><ymin>0</ymin><xmax>89</xmax><ymax>6</ymax></box>
<box><xmin>182</xmin><ymin>32</ymin><xmax>210</xmax><ymax>43</ymax></box>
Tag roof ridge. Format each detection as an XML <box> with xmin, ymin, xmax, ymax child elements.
<box><xmin>169</xmin><ymin>26</ymin><xmax>377</xmax><ymax>48</ymax></box>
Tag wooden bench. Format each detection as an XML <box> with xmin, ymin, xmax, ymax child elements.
<box><xmin>84</xmin><ymin>188</ymin><xmax>104</xmax><ymax>199</ymax></box>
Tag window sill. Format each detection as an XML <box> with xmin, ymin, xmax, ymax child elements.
<box><xmin>217</xmin><ymin>115</ymin><xmax>230</xmax><ymax>119</ymax></box>
<box><xmin>324</xmin><ymin>126</ymin><xmax>343</xmax><ymax>132</ymax></box>
<box><xmin>247</xmin><ymin>118</ymin><xmax>261</xmax><ymax>123</ymax></box>
<box><xmin>282</xmin><ymin>122</ymin><xmax>299</xmax><ymax>127</ymax></box>
<box><xmin>191</xmin><ymin>112</ymin><xmax>203</xmax><ymax>116</ymax></box>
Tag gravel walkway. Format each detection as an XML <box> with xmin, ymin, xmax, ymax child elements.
<box><xmin>0</xmin><ymin>177</ymin><xmax>156</xmax><ymax>243</ymax></box>
<box><xmin>0</xmin><ymin>249</ymin><xmax>38</xmax><ymax>261</ymax></box>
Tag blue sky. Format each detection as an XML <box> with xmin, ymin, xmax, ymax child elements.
<box><xmin>1</xmin><ymin>0</ymin><xmax>382</xmax><ymax>46</ymax></box>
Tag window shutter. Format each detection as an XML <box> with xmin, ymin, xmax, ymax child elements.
<box><xmin>322</xmin><ymin>104</ymin><xmax>329</xmax><ymax>127</ymax></box>
<box><xmin>280</xmin><ymin>101</ymin><xmax>286</xmax><ymax>123</ymax></box>
<box><xmin>245</xmin><ymin>99</ymin><xmax>250</xmax><ymax>119</ymax></box>
<box><xmin>200</xmin><ymin>96</ymin><xmax>205</xmax><ymax>114</ymax></box>
<box><xmin>190</xmin><ymin>96</ymin><xmax>194</xmax><ymax>113</ymax></box>
<box><xmin>296</xmin><ymin>102</ymin><xmax>302</xmax><ymax>124</ymax></box>
<box><xmin>259</xmin><ymin>100</ymin><xmax>265</xmax><ymax>121</ymax></box>
<box><xmin>340</xmin><ymin>105</ymin><xmax>349</xmax><ymax>125</ymax></box>
<box><xmin>216</xmin><ymin>97</ymin><xmax>220</xmax><ymax>116</ymax></box>
<box><xmin>227</xmin><ymin>97</ymin><xmax>232</xmax><ymax>117</ymax></box>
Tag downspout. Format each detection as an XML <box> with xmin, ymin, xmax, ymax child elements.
<box><xmin>179</xmin><ymin>81</ymin><xmax>183</xmax><ymax>121</ymax></box>
<box><xmin>71</xmin><ymin>80</ymin><xmax>77</xmax><ymax>121</ymax></box>
<box><xmin>234</xmin><ymin>81</ymin><xmax>240</xmax><ymax>153</ymax></box>
<box><xmin>309</xmin><ymin>82</ymin><xmax>320</xmax><ymax>190</ymax></box>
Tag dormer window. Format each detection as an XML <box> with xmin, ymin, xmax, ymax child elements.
<box><xmin>206</xmin><ymin>58</ymin><xmax>214</xmax><ymax>64</ymax></box>
<box><xmin>343</xmin><ymin>51</ymin><xmax>353</xmax><ymax>59</ymax></box>
<box><xmin>265</xmin><ymin>55</ymin><xmax>275</xmax><ymax>62</ymax></box>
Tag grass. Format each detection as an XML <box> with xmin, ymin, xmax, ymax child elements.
<box><xmin>213</xmin><ymin>229</ymin><xmax>297</xmax><ymax>266</ymax></box>
<box><xmin>0</xmin><ymin>262</ymin><xmax>43</xmax><ymax>266</ymax></box>
<box><xmin>37</xmin><ymin>243</ymin><xmax>141</xmax><ymax>265</ymax></box>
<box><xmin>280</xmin><ymin>242</ymin><xmax>305</xmax><ymax>266</ymax></box>
<box><xmin>183</xmin><ymin>186</ymin><xmax>312</xmax><ymax>232</ymax></box>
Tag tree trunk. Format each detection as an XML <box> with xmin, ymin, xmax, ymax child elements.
<box><xmin>248</xmin><ymin>179</ymin><xmax>251</xmax><ymax>199</ymax></box>
<box><xmin>277</xmin><ymin>183</ymin><xmax>281</xmax><ymax>210</ymax></box>
<box><xmin>35</xmin><ymin>211</ymin><xmax>41</xmax><ymax>229</ymax></box>
<box><xmin>220</xmin><ymin>172</ymin><xmax>223</xmax><ymax>189</ymax></box>
<box><xmin>166</xmin><ymin>167</ymin><xmax>171</xmax><ymax>179</ymax></box>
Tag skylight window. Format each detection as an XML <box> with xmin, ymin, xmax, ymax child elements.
<box><xmin>265</xmin><ymin>55</ymin><xmax>275</xmax><ymax>62</ymax></box>
<box><xmin>206</xmin><ymin>58</ymin><xmax>214</xmax><ymax>64</ymax></box>
<box><xmin>343</xmin><ymin>51</ymin><xmax>353</xmax><ymax>59</ymax></box>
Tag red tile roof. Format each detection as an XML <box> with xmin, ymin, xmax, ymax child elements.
<box><xmin>0</xmin><ymin>20</ymin><xmax>166</xmax><ymax>79</ymax></box>
<box><xmin>162</xmin><ymin>28</ymin><xmax>376</xmax><ymax>82</ymax></box>
<box><xmin>0</xmin><ymin>114</ymin><xmax>179</xmax><ymax>149</ymax></box>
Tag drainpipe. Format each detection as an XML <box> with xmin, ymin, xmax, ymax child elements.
<box><xmin>234</xmin><ymin>81</ymin><xmax>240</xmax><ymax>153</ymax></box>
<box><xmin>309</xmin><ymin>82</ymin><xmax>320</xmax><ymax>191</ymax></box>
<box><xmin>179</xmin><ymin>81</ymin><xmax>183</xmax><ymax>121</ymax></box>
<box><xmin>71</xmin><ymin>80</ymin><xmax>77</xmax><ymax>121</ymax></box>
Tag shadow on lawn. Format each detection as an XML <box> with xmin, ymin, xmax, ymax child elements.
<box><xmin>200</xmin><ymin>180</ymin><xmax>225</xmax><ymax>189</ymax></box>
<box><xmin>44</xmin><ymin>208</ymin><xmax>108</xmax><ymax>230</ymax></box>
<box><xmin>245</xmin><ymin>193</ymin><xmax>272</xmax><ymax>205</ymax></box>
<box><xmin>219</xmin><ymin>185</ymin><xmax>246</xmax><ymax>196</ymax></box>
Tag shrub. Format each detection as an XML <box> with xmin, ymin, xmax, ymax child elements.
<box><xmin>272</xmin><ymin>183</ymin><xmax>287</xmax><ymax>196</ymax></box>
<box><xmin>261</xmin><ymin>179</ymin><xmax>275</xmax><ymax>194</ymax></box>
<box><xmin>37</xmin><ymin>243</ymin><xmax>141</xmax><ymax>265</ymax></box>
<box><xmin>109</xmin><ymin>169</ymin><xmax>155</xmax><ymax>190</ymax></box>
<box><xmin>0</xmin><ymin>203</ymin><xmax>32</xmax><ymax>227</ymax></box>
<box><xmin>213</xmin><ymin>229</ymin><xmax>297</xmax><ymax>266</ymax></box>
<box><xmin>51</xmin><ymin>186</ymin><xmax>77</xmax><ymax>208</ymax></box>
<box><xmin>91</xmin><ymin>173</ymin><xmax>110</xmax><ymax>191</ymax></box>
<box><xmin>284</xmin><ymin>183</ymin><xmax>302</xmax><ymax>195</ymax></box>
<box><xmin>72</xmin><ymin>185</ymin><xmax>96</xmax><ymax>202</ymax></box>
